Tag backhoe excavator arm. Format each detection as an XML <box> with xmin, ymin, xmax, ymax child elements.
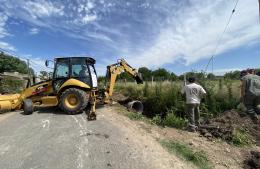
<box><xmin>103</xmin><ymin>59</ymin><xmax>143</xmax><ymax>103</ymax></box>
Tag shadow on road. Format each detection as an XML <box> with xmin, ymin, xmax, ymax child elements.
<box><xmin>20</xmin><ymin>104</ymin><xmax>106</xmax><ymax>116</ymax></box>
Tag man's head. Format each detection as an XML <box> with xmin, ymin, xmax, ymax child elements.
<box><xmin>247</xmin><ymin>68</ymin><xmax>256</xmax><ymax>75</ymax></box>
<box><xmin>188</xmin><ymin>77</ymin><xmax>196</xmax><ymax>83</ymax></box>
<box><xmin>81</xmin><ymin>64</ymin><xmax>87</xmax><ymax>70</ymax></box>
<box><xmin>240</xmin><ymin>70</ymin><xmax>248</xmax><ymax>78</ymax></box>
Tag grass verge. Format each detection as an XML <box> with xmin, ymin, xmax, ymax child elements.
<box><xmin>159</xmin><ymin>139</ymin><xmax>212</xmax><ymax>169</ymax></box>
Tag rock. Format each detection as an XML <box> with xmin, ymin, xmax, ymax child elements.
<box><xmin>204</xmin><ymin>132</ymin><xmax>212</xmax><ymax>138</ymax></box>
<box><xmin>225</xmin><ymin>148</ymin><xmax>230</xmax><ymax>153</ymax></box>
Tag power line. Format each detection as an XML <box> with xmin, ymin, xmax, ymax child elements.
<box><xmin>204</xmin><ymin>0</ymin><xmax>240</xmax><ymax>73</ymax></box>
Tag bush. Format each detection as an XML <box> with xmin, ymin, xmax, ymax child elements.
<box><xmin>161</xmin><ymin>108</ymin><xmax>187</xmax><ymax>128</ymax></box>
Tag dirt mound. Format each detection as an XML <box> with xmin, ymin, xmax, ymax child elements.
<box><xmin>244</xmin><ymin>151</ymin><xmax>260</xmax><ymax>169</ymax></box>
<box><xmin>112</xmin><ymin>92</ymin><xmax>132</xmax><ymax>104</ymax></box>
<box><xmin>199</xmin><ymin>110</ymin><xmax>260</xmax><ymax>145</ymax></box>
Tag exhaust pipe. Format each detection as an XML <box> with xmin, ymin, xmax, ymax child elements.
<box><xmin>127</xmin><ymin>101</ymin><xmax>143</xmax><ymax>113</ymax></box>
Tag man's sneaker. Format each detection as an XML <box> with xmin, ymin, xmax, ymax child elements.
<box><xmin>186</xmin><ymin>127</ymin><xmax>196</xmax><ymax>132</ymax></box>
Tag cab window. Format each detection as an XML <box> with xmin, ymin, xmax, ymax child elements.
<box><xmin>71</xmin><ymin>58</ymin><xmax>90</xmax><ymax>77</ymax></box>
<box><xmin>54</xmin><ymin>59</ymin><xmax>69</xmax><ymax>78</ymax></box>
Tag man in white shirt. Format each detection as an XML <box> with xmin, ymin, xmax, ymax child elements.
<box><xmin>181</xmin><ymin>77</ymin><xmax>207</xmax><ymax>132</ymax></box>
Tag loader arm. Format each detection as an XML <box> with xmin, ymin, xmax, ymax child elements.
<box><xmin>103</xmin><ymin>59</ymin><xmax>143</xmax><ymax>103</ymax></box>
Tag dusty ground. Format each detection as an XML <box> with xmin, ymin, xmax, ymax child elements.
<box><xmin>113</xmin><ymin>104</ymin><xmax>260</xmax><ymax>169</ymax></box>
<box><xmin>0</xmin><ymin>106</ymin><xmax>191</xmax><ymax>169</ymax></box>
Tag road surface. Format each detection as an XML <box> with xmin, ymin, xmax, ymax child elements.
<box><xmin>0</xmin><ymin>106</ymin><xmax>188</xmax><ymax>169</ymax></box>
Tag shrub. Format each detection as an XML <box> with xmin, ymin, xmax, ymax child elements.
<box><xmin>161</xmin><ymin>108</ymin><xmax>187</xmax><ymax>128</ymax></box>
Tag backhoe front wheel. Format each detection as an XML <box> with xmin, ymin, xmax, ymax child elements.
<box><xmin>59</xmin><ymin>88</ymin><xmax>89</xmax><ymax>115</ymax></box>
<box><xmin>23</xmin><ymin>99</ymin><xmax>34</xmax><ymax>115</ymax></box>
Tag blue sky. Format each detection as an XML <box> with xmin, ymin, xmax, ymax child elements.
<box><xmin>0</xmin><ymin>0</ymin><xmax>259</xmax><ymax>75</ymax></box>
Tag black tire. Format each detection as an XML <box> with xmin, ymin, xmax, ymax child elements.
<box><xmin>23</xmin><ymin>99</ymin><xmax>34</xmax><ymax>115</ymax></box>
<box><xmin>59</xmin><ymin>88</ymin><xmax>89</xmax><ymax>115</ymax></box>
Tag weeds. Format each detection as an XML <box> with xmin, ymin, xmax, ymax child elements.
<box><xmin>162</xmin><ymin>113</ymin><xmax>187</xmax><ymax>129</ymax></box>
<box><xmin>231</xmin><ymin>128</ymin><xmax>252</xmax><ymax>147</ymax></box>
<box><xmin>159</xmin><ymin>140</ymin><xmax>212</xmax><ymax>169</ymax></box>
<box><xmin>126</xmin><ymin>112</ymin><xmax>144</xmax><ymax>120</ymax></box>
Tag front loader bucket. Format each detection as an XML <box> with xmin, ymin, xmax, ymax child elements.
<box><xmin>0</xmin><ymin>94</ymin><xmax>20</xmax><ymax>112</ymax></box>
<box><xmin>135</xmin><ymin>73</ymin><xmax>143</xmax><ymax>84</ymax></box>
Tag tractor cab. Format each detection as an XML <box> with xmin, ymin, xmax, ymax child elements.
<box><xmin>47</xmin><ymin>57</ymin><xmax>98</xmax><ymax>92</ymax></box>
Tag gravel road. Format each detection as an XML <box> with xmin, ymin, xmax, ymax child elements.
<box><xmin>0</xmin><ymin>106</ymin><xmax>188</xmax><ymax>169</ymax></box>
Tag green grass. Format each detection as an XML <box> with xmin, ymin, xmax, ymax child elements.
<box><xmin>159</xmin><ymin>140</ymin><xmax>212</xmax><ymax>169</ymax></box>
<box><xmin>126</xmin><ymin>112</ymin><xmax>145</xmax><ymax>120</ymax></box>
<box><xmin>162</xmin><ymin>113</ymin><xmax>187</xmax><ymax>129</ymax></box>
<box><xmin>231</xmin><ymin>128</ymin><xmax>252</xmax><ymax>147</ymax></box>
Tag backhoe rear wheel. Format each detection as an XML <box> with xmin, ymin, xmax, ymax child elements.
<box><xmin>59</xmin><ymin>88</ymin><xmax>89</xmax><ymax>115</ymax></box>
<box><xmin>23</xmin><ymin>99</ymin><xmax>34</xmax><ymax>115</ymax></box>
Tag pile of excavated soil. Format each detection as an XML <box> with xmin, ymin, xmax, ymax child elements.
<box><xmin>199</xmin><ymin>110</ymin><xmax>260</xmax><ymax>145</ymax></box>
<box><xmin>244</xmin><ymin>151</ymin><xmax>260</xmax><ymax>169</ymax></box>
<box><xmin>111</xmin><ymin>92</ymin><xmax>132</xmax><ymax>104</ymax></box>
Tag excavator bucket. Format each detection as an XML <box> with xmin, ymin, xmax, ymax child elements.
<box><xmin>0</xmin><ymin>94</ymin><xmax>21</xmax><ymax>112</ymax></box>
<box><xmin>135</xmin><ymin>73</ymin><xmax>143</xmax><ymax>84</ymax></box>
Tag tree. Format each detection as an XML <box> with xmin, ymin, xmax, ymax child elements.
<box><xmin>169</xmin><ymin>72</ymin><xmax>178</xmax><ymax>81</ymax></box>
<box><xmin>138</xmin><ymin>67</ymin><xmax>152</xmax><ymax>81</ymax></box>
<box><xmin>0</xmin><ymin>53</ymin><xmax>28</xmax><ymax>74</ymax></box>
<box><xmin>38</xmin><ymin>71</ymin><xmax>49</xmax><ymax>80</ymax></box>
<box><xmin>207</xmin><ymin>73</ymin><xmax>216</xmax><ymax>80</ymax></box>
<box><xmin>179</xmin><ymin>71</ymin><xmax>206</xmax><ymax>81</ymax></box>
<box><xmin>224</xmin><ymin>71</ymin><xmax>240</xmax><ymax>79</ymax></box>
<box><xmin>152</xmin><ymin>68</ymin><xmax>170</xmax><ymax>81</ymax></box>
<box><xmin>0</xmin><ymin>52</ymin><xmax>35</xmax><ymax>76</ymax></box>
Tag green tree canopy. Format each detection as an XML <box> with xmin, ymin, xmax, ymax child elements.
<box><xmin>0</xmin><ymin>52</ymin><xmax>28</xmax><ymax>74</ymax></box>
<box><xmin>138</xmin><ymin>67</ymin><xmax>152</xmax><ymax>80</ymax></box>
<box><xmin>152</xmin><ymin>68</ymin><xmax>170</xmax><ymax>80</ymax></box>
<box><xmin>224</xmin><ymin>71</ymin><xmax>240</xmax><ymax>79</ymax></box>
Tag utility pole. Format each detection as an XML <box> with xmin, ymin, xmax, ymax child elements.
<box><xmin>184</xmin><ymin>73</ymin><xmax>187</xmax><ymax>86</ymax></box>
<box><xmin>27</xmin><ymin>59</ymin><xmax>31</xmax><ymax>87</ymax></box>
<box><xmin>259</xmin><ymin>0</ymin><xmax>260</xmax><ymax>23</ymax></box>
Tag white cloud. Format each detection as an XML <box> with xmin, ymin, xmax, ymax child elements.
<box><xmin>29</xmin><ymin>28</ymin><xmax>40</xmax><ymax>35</ymax></box>
<box><xmin>82</xmin><ymin>14</ymin><xmax>97</xmax><ymax>24</ymax></box>
<box><xmin>0</xmin><ymin>41</ymin><xmax>16</xmax><ymax>51</ymax></box>
<box><xmin>24</xmin><ymin>1</ymin><xmax>64</xmax><ymax>18</ymax></box>
<box><xmin>126</xmin><ymin>0</ymin><xmax>260</xmax><ymax>68</ymax></box>
<box><xmin>0</xmin><ymin>13</ymin><xmax>9</xmax><ymax>38</ymax></box>
<box><xmin>0</xmin><ymin>12</ymin><xmax>15</xmax><ymax>52</ymax></box>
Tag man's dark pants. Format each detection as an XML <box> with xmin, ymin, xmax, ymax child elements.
<box><xmin>244</xmin><ymin>94</ymin><xmax>260</xmax><ymax>115</ymax></box>
<box><xmin>186</xmin><ymin>103</ymin><xmax>200</xmax><ymax>129</ymax></box>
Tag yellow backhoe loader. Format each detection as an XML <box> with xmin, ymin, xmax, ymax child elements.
<box><xmin>0</xmin><ymin>57</ymin><xmax>142</xmax><ymax>120</ymax></box>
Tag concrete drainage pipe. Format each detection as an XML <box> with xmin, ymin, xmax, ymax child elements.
<box><xmin>127</xmin><ymin>101</ymin><xmax>143</xmax><ymax>113</ymax></box>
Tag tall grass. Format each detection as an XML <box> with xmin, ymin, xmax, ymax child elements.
<box><xmin>115</xmin><ymin>79</ymin><xmax>240</xmax><ymax>120</ymax></box>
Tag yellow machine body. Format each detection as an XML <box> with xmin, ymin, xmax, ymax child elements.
<box><xmin>0</xmin><ymin>57</ymin><xmax>141</xmax><ymax>120</ymax></box>
<box><xmin>0</xmin><ymin>94</ymin><xmax>20</xmax><ymax>111</ymax></box>
<box><xmin>58</xmin><ymin>78</ymin><xmax>90</xmax><ymax>93</ymax></box>
<box><xmin>0</xmin><ymin>78</ymin><xmax>91</xmax><ymax>112</ymax></box>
